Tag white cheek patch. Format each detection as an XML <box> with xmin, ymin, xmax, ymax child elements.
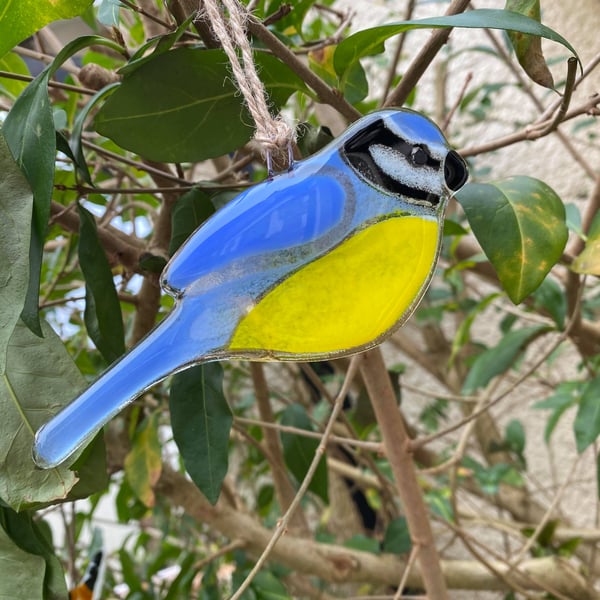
<box><xmin>369</xmin><ymin>144</ymin><xmax>443</xmax><ymax>196</ymax></box>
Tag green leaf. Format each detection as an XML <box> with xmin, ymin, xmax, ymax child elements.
<box><xmin>0</xmin><ymin>506</ymin><xmax>68</xmax><ymax>599</ymax></box>
<box><xmin>557</xmin><ymin>536</ymin><xmax>582</xmax><ymax>558</ymax></box>
<box><xmin>425</xmin><ymin>488</ymin><xmax>453</xmax><ymax>522</ymax></box>
<box><xmin>383</xmin><ymin>517</ymin><xmax>412</xmax><ymax>555</ymax></box>
<box><xmin>3</xmin><ymin>66</ymin><xmax>55</xmax><ymax>336</ymax></box>
<box><xmin>500</xmin><ymin>419</ymin><xmax>527</xmax><ymax>467</ymax></box>
<box><xmin>308</xmin><ymin>44</ymin><xmax>368</xmax><ymax>104</ymax></box>
<box><xmin>3</xmin><ymin>35</ymin><xmax>126</xmax><ymax>336</ymax></box>
<box><xmin>119</xmin><ymin>12</ymin><xmax>196</xmax><ymax>76</ymax></box>
<box><xmin>504</xmin><ymin>0</ymin><xmax>554</xmax><ymax>88</ymax></box>
<box><xmin>67</xmin><ymin>433</ymin><xmax>109</xmax><ymax>500</ymax></box>
<box><xmin>296</xmin><ymin>123</ymin><xmax>334</xmax><ymax>157</ymax></box>
<box><xmin>0</xmin><ymin>52</ymin><xmax>29</xmax><ymax>99</ymax></box>
<box><xmin>505</xmin><ymin>419</ymin><xmax>526</xmax><ymax>456</ymax></box>
<box><xmin>280</xmin><ymin>404</ymin><xmax>328</xmax><ymax>503</ymax></box>
<box><xmin>0</xmin><ymin>133</ymin><xmax>32</xmax><ymax>373</ymax></box>
<box><xmin>169</xmin><ymin>188</ymin><xmax>216</xmax><ymax>256</ymax></box>
<box><xmin>456</xmin><ymin>177</ymin><xmax>568</xmax><ymax>304</ymax></box>
<box><xmin>344</xmin><ymin>534</ymin><xmax>380</xmax><ymax>554</ymax></box>
<box><xmin>251</xmin><ymin>570</ymin><xmax>290</xmax><ymax>599</ymax></box>
<box><xmin>462</xmin><ymin>325</ymin><xmax>547</xmax><ymax>395</ymax></box>
<box><xmin>450</xmin><ymin>293</ymin><xmax>499</xmax><ymax>365</ymax></box>
<box><xmin>95</xmin><ymin>48</ymin><xmax>308</xmax><ymax>163</ymax></box>
<box><xmin>574</xmin><ymin>376</ymin><xmax>600</xmax><ymax>454</ymax></box>
<box><xmin>96</xmin><ymin>0</ymin><xmax>120</xmax><ymax>26</ymax></box>
<box><xmin>333</xmin><ymin>9</ymin><xmax>579</xmax><ymax>82</ymax></box>
<box><xmin>597</xmin><ymin>452</ymin><xmax>600</xmax><ymax>499</ymax></box>
<box><xmin>70</xmin><ymin>83</ymin><xmax>120</xmax><ymax>185</ymax></box>
<box><xmin>572</xmin><ymin>210</ymin><xmax>600</xmax><ymax>275</ymax></box>
<box><xmin>531</xmin><ymin>276</ymin><xmax>566</xmax><ymax>329</ymax></box>
<box><xmin>0</xmin><ymin>0</ymin><xmax>93</xmax><ymax>59</ymax></box>
<box><xmin>533</xmin><ymin>381</ymin><xmax>579</xmax><ymax>443</ymax></box>
<box><xmin>0</xmin><ymin>518</ymin><xmax>45</xmax><ymax>599</ymax></box>
<box><xmin>124</xmin><ymin>413</ymin><xmax>162</xmax><ymax>508</ymax></box>
<box><xmin>463</xmin><ymin>457</ymin><xmax>523</xmax><ymax>495</ymax></box>
<box><xmin>0</xmin><ymin>320</ymin><xmax>80</xmax><ymax>511</ymax></box>
<box><xmin>78</xmin><ymin>204</ymin><xmax>126</xmax><ymax>364</ymax></box>
<box><xmin>170</xmin><ymin>363</ymin><xmax>232</xmax><ymax>505</ymax></box>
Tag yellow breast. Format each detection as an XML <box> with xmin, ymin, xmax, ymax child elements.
<box><xmin>229</xmin><ymin>216</ymin><xmax>439</xmax><ymax>355</ymax></box>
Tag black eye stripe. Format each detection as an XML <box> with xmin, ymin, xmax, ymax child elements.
<box><xmin>343</xmin><ymin>119</ymin><xmax>442</xmax><ymax>205</ymax></box>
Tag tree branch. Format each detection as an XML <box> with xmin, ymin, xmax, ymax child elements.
<box><xmin>49</xmin><ymin>201</ymin><xmax>144</xmax><ymax>272</ymax></box>
<box><xmin>250</xmin><ymin>363</ymin><xmax>310</xmax><ymax>533</ymax></box>
<box><xmin>384</xmin><ymin>0</ymin><xmax>471</xmax><ymax>108</ymax></box>
<box><xmin>153</xmin><ymin>463</ymin><xmax>599</xmax><ymax>598</ymax></box>
<box><xmin>245</xmin><ymin>16</ymin><xmax>362</xmax><ymax>122</ymax></box>
<box><xmin>359</xmin><ymin>347</ymin><xmax>449</xmax><ymax>599</ymax></box>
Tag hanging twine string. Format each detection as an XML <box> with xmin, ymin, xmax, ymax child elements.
<box><xmin>201</xmin><ymin>0</ymin><xmax>295</xmax><ymax>160</ymax></box>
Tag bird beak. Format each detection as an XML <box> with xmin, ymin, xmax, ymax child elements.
<box><xmin>444</xmin><ymin>150</ymin><xmax>469</xmax><ymax>192</ymax></box>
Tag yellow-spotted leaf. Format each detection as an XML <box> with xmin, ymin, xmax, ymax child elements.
<box><xmin>505</xmin><ymin>0</ymin><xmax>554</xmax><ymax>88</ymax></box>
<box><xmin>456</xmin><ymin>177</ymin><xmax>567</xmax><ymax>304</ymax></box>
<box><xmin>124</xmin><ymin>412</ymin><xmax>162</xmax><ymax>508</ymax></box>
<box><xmin>572</xmin><ymin>211</ymin><xmax>600</xmax><ymax>275</ymax></box>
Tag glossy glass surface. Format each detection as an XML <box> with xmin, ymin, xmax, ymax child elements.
<box><xmin>33</xmin><ymin>108</ymin><xmax>468</xmax><ymax>469</ymax></box>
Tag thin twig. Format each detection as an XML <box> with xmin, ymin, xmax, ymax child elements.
<box><xmin>508</xmin><ymin>454</ymin><xmax>582</xmax><ymax>570</ymax></box>
<box><xmin>120</xmin><ymin>0</ymin><xmax>175</xmax><ymax>29</ymax></box>
<box><xmin>467</xmin><ymin>30</ymin><xmax>598</xmax><ymax>178</ymax></box>
<box><xmin>538</xmin><ymin>48</ymin><xmax>600</xmax><ymax>122</ymax></box>
<box><xmin>0</xmin><ymin>70</ymin><xmax>96</xmax><ymax>95</ymax></box>
<box><xmin>384</xmin><ymin>0</ymin><xmax>471</xmax><ymax>108</ymax></box>
<box><xmin>229</xmin><ymin>357</ymin><xmax>360</xmax><ymax>600</ymax></box>
<box><xmin>528</xmin><ymin>57</ymin><xmax>578</xmax><ymax>138</ymax></box>
<box><xmin>192</xmin><ymin>539</ymin><xmax>246</xmax><ymax>571</ymax></box>
<box><xmin>250</xmin><ymin>363</ymin><xmax>309</xmax><ymax>533</ymax></box>
<box><xmin>55</xmin><ymin>182</ymin><xmax>249</xmax><ymax>195</ymax></box>
<box><xmin>81</xmin><ymin>140</ymin><xmax>191</xmax><ymax>184</ymax></box>
<box><xmin>235</xmin><ymin>416</ymin><xmax>383</xmax><ymax>452</ymax></box>
<box><xmin>394</xmin><ymin>545</ymin><xmax>419</xmax><ymax>600</ymax></box>
<box><xmin>413</xmin><ymin>277</ymin><xmax>587</xmax><ymax>451</ymax></box>
<box><xmin>13</xmin><ymin>44</ymin><xmax>82</xmax><ymax>76</ymax></box>
<box><xmin>441</xmin><ymin>71</ymin><xmax>473</xmax><ymax>131</ymax></box>
<box><xmin>294</xmin><ymin>8</ymin><xmax>354</xmax><ymax>55</ymax></box>
<box><xmin>458</xmin><ymin>93</ymin><xmax>600</xmax><ymax>158</ymax></box>
<box><xmin>381</xmin><ymin>0</ymin><xmax>416</xmax><ymax>104</ymax></box>
<box><xmin>246</xmin><ymin>15</ymin><xmax>361</xmax><ymax>122</ymax></box>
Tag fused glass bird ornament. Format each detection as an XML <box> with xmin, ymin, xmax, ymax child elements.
<box><xmin>33</xmin><ymin>108</ymin><xmax>468</xmax><ymax>468</ymax></box>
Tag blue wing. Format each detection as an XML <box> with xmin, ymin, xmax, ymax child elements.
<box><xmin>162</xmin><ymin>167</ymin><xmax>348</xmax><ymax>295</ymax></box>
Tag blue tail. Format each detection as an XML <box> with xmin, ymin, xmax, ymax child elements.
<box><xmin>33</xmin><ymin>301</ymin><xmax>226</xmax><ymax>469</ymax></box>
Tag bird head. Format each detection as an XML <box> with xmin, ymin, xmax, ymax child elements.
<box><xmin>342</xmin><ymin>109</ymin><xmax>468</xmax><ymax>211</ymax></box>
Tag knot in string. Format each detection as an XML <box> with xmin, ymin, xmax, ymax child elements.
<box><xmin>201</xmin><ymin>0</ymin><xmax>295</xmax><ymax>164</ymax></box>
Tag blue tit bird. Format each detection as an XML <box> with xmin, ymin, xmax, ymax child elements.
<box><xmin>33</xmin><ymin>108</ymin><xmax>468</xmax><ymax>469</ymax></box>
